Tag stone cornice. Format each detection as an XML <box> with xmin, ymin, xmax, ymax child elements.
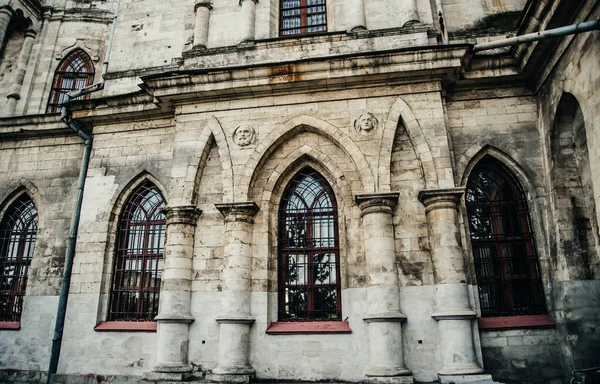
<box><xmin>0</xmin><ymin>113</ymin><xmax>77</xmax><ymax>140</ymax></box>
<box><xmin>418</xmin><ymin>188</ymin><xmax>465</xmax><ymax>213</ymax></box>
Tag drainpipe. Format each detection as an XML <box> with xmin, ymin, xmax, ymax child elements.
<box><xmin>473</xmin><ymin>19</ymin><xmax>600</xmax><ymax>52</ymax></box>
<box><xmin>435</xmin><ymin>0</ymin><xmax>449</xmax><ymax>44</ymax></box>
<box><xmin>46</xmin><ymin>0</ymin><xmax>120</xmax><ymax>382</ymax></box>
<box><xmin>46</xmin><ymin>110</ymin><xmax>92</xmax><ymax>383</ymax></box>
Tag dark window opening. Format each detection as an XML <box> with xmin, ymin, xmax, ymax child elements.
<box><xmin>278</xmin><ymin>167</ymin><xmax>341</xmax><ymax>321</ymax></box>
<box><xmin>466</xmin><ymin>158</ymin><xmax>546</xmax><ymax>317</ymax></box>
<box><xmin>0</xmin><ymin>194</ymin><xmax>37</xmax><ymax>322</ymax></box>
<box><xmin>46</xmin><ymin>50</ymin><xmax>95</xmax><ymax>114</ymax></box>
<box><xmin>108</xmin><ymin>181</ymin><xmax>166</xmax><ymax>322</ymax></box>
<box><xmin>280</xmin><ymin>0</ymin><xmax>327</xmax><ymax>36</ymax></box>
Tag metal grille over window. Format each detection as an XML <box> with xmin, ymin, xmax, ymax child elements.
<box><xmin>47</xmin><ymin>50</ymin><xmax>95</xmax><ymax>114</ymax></box>
<box><xmin>108</xmin><ymin>182</ymin><xmax>166</xmax><ymax>322</ymax></box>
<box><xmin>466</xmin><ymin>159</ymin><xmax>546</xmax><ymax>317</ymax></box>
<box><xmin>0</xmin><ymin>195</ymin><xmax>37</xmax><ymax>322</ymax></box>
<box><xmin>280</xmin><ymin>0</ymin><xmax>327</xmax><ymax>36</ymax></box>
<box><xmin>278</xmin><ymin>167</ymin><xmax>340</xmax><ymax>321</ymax></box>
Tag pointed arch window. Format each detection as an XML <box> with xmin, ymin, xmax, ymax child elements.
<box><xmin>108</xmin><ymin>181</ymin><xmax>166</xmax><ymax>322</ymax></box>
<box><xmin>466</xmin><ymin>158</ymin><xmax>546</xmax><ymax>317</ymax></box>
<box><xmin>280</xmin><ymin>0</ymin><xmax>327</xmax><ymax>36</ymax></box>
<box><xmin>46</xmin><ymin>50</ymin><xmax>95</xmax><ymax>113</ymax></box>
<box><xmin>0</xmin><ymin>194</ymin><xmax>37</xmax><ymax>323</ymax></box>
<box><xmin>278</xmin><ymin>167</ymin><xmax>341</xmax><ymax>321</ymax></box>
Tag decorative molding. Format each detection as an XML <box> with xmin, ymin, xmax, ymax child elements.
<box><xmin>418</xmin><ymin>188</ymin><xmax>465</xmax><ymax>213</ymax></box>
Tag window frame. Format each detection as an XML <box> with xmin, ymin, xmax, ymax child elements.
<box><xmin>465</xmin><ymin>159</ymin><xmax>547</xmax><ymax>320</ymax></box>
<box><xmin>279</xmin><ymin>0</ymin><xmax>328</xmax><ymax>37</ymax></box>
<box><xmin>106</xmin><ymin>181</ymin><xmax>166</xmax><ymax>323</ymax></box>
<box><xmin>0</xmin><ymin>194</ymin><xmax>37</xmax><ymax>326</ymax></box>
<box><xmin>46</xmin><ymin>49</ymin><xmax>95</xmax><ymax>114</ymax></box>
<box><xmin>277</xmin><ymin>167</ymin><xmax>342</xmax><ymax>323</ymax></box>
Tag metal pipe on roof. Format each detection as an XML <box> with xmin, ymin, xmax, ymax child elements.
<box><xmin>474</xmin><ymin>19</ymin><xmax>600</xmax><ymax>52</ymax></box>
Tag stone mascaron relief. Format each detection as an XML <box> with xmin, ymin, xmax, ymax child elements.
<box><xmin>353</xmin><ymin>112</ymin><xmax>378</xmax><ymax>136</ymax></box>
<box><xmin>233</xmin><ymin>123</ymin><xmax>256</xmax><ymax>146</ymax></box>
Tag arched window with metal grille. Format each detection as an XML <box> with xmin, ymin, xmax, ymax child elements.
<box><xmin>280</xmin><ymin>0</ymin><xmax>327</xmax><ymax>36</ymax></box>
<box><xmin>0</xmin><ymin>194</ymin><xmax>37</xmax><ymax>323</ymax></box>
<box><xmin>108</xmin><ymin>181</ymin><xmax>166</xmax><ymax>322</ymax></box>
<box><xmin>46</xmin><ymin>49</ymin><xmax>95</xmax><ymax>113</ymax></box>
<box><xmin>466</xmin><ymin>158</ymin><xmax>546</xmax><ymax>317</ymax></box>
<box><xmin>278</xmin><ymin>167</ymin><xmax>341</xmax><ymax>321</ymax></box>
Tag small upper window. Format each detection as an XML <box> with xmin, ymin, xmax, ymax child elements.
<box><xmin>46</xmin><ymin>50</ymin><xmax>95</xmax><ymax>114</ymax></box>
<box><xmin>466</xmin><ymin>158</ymin><xmax>546</xmax><ymax>317</ymax></box>
<box><xmin>108</xmin><ymin>181</ymin><xmax>166</xmax><ymax>322</ymax></box>
<box><xmin>0</xmin><ymin>194</ymin><xmax>37</xmax><ymax>322</ymax></box>
<box><xmin>278</xmin><ymin>167</ymin><xmax>340</xmax><ymax>321</ymax></box>
<box><xmin>280</xmin><ymin>0</ymin><xmax>327</xmax><ymax>36</ymax></box>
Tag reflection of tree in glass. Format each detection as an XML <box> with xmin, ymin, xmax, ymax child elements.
<box><xmin>468</xmin><ymin>206</ymin><xmax>492</xmax><ymax>239</ymax></box>
<box><xmin>287</xmin><ymin>288</ymin><xmax>307</xmax><ymax>319</ymax></box>
<box><xmin>286</xmin><ymin>256</ymin><xmax>298</xmax><ymax>284</ymax></box>
<box><xmin>313</xmin><ymin>254</ymin><xmax>331</xmax><ymax>284</ymax></box>
<box><xmin>286</xmin><ymin>217</ymin><xmax>306</xmax><ymax>247</ymax></box>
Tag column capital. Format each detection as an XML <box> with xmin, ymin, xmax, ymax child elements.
<box><xmin>215</xmin><ymin>201</ymin><xmax>259</xmax><ymax>223</ymax></box>
<box><xmin>162</xmin><ymin>205</ymin><xmax>202</xmax><ymax>225</ymax></box>
<box><xmin>0</xmin><ymin>6</ymin><xmax>13</xmax><ymax>16</ymax></box>
<box><xmin>418</xmin><ymin>187</ymin><xmax>464</xmax><ymax>213</ymax></box>
<box><xmin>239</xmin><ymin>0</ymin><xmax>258</xmax><ymax>5</ymax></box>
<box><xmin>24</xmin><ymin>29</ymin><xmax>37</xmax><ymax>38</ymax></box>
<box><xmin>355</xmin><ymin>192</ymin><xmax>399</xmax><ymax>216</ymax></box>
<box><xmin>194</xmin><ymin>0</ymin><xmax>212</xmax><ymax>11</ymax></box>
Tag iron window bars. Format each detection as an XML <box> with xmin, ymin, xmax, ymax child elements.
<box><xmin>108</xmin><ymin>182</ymin><xmax>166</xmax><ymax>322</ymax></box>
<box><xmin>47</xmin><ymin>50</ymin><xmax>95</xmax><ymax>113</ymax></box>
<box><xmin>466</xmin><ymin>159</ymin><xmax>546</xmax><ymax>317</ymax></box>
<box><xmin>0</xmin><ymin>194</ymin><xmax>37</xmax><ymax>322</ymax></box>
<box><xmin>278</xmin><ymin>167</ymin><xmax>341</xmax><ymax>321</ymax></box>
<box><xmin>280</xmin><ymin>0</ymin><xmax>327</xmax><ymax>36</ymax></box>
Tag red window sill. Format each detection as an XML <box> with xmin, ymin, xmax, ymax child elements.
<box><xmin>94</xmin><ymin>321</ymin><xmax>157</xmax><ymax>332</ymax></box>
<box><xmin>0</xmin><ymin>321</ymin><xmax>21</xmax><ymax>330</ymax></box>
<box><xmin>266</xmin><ymin>321</ymin><xmax>351</xmax><ymax>334</ymax></box>
<box><xmin>478</xmin><ymin>314</ymin><xmax>555</xmax><ymax>330</ymax></box>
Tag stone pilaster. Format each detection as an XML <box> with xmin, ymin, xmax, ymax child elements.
<box><xmin>356</xmin><ymin>193</ymin><xmax>413</xmax><ymax>384</ymax></box>
<box><xmin>0</xmin><ymin>7</ymin><xmax>12</xmax><ymax>49</ymax></box>
<box><xmin>418</xmin><ymin>189</ymin><xmax>486</xmax><ymax>383</ymax></box>
<box><xmin>147</xmin><ymin>205</ymin><xmax>201</xmax><ymax>381</ymax></box>
<box><xmin>347</xmin><ymin>0</ymin><xmax>367</xmax><ymax>31</ymax></box>
<box><xmin>208</xmin><ymin>202</ymin><xmax>259</xmax><ymax>383</ymax></box>
<box><xmin>6</xmin><ymin>29</ymin><xmax>36</xmax><ymax>117</ymax></box>
<box><xmin>239</xmin><ymin>0</ymin><xmax>258</xmax><ymax>43</ymax></box>
<box><xmin>400</xmin><ymin>0</ymin><xmax>420</xmax><ymax>26</ymax></box>
<box><xmin>193</xmin><ymin>0</ymin><xmax>212</xmax><ymax>48</ymax></box>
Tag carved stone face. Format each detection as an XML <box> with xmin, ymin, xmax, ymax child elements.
<box><xmin>354</xmin><ymin>112</ymin><xmax>378</xmax><ymax>135</ymax></box>
<box><xmin>234</xmin><ymin>124</ymin><xmax>255</xmax><ymax>146</ymax></box>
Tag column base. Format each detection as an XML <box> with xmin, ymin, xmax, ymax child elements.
<box><xmin>143</xmin><ymin>371</ymin><xmax>192</xmax><ymax>381</ymax></box>
<box><xmin>206</xmin><ymin>372</ymin><xmax>254</xmax><ymax>383</ymax></box>
<box><xmin>438</xmin><ymin>374</ymin><xmax>493</xmax><ymax>384</ymax></box>
<box><xmin>365</xmin><ymin>373</ymin><xmax>414</xmax><ymax>384</ymax></box>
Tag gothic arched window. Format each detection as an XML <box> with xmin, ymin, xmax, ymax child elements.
<box><xmin>280</xmin><ymin>0</ymin><xmax>327</xmax><ymax>36</ymax></box>
<box><xmin>108</xmin><ymin>181</ymin><xmax>166</xmax><ymax>322</ymax></box>
<box><xmin>278</xmin><ymin>167</ymin><xmax>340</xmax><ymax>321</ymax></box>
<box><xmin>47</xmin><ymin>50</ymin><xmax>95</xmax><ymax>113</ymax></box>
<box><xmin>466</xmin><ymin>158</ymin><xmax>545</xmax><ymax>317</ymax></box>
<box><xmin>0</xmin><ymin>194</ymin><xmax>37</xmax><ymax>322</ymax></box>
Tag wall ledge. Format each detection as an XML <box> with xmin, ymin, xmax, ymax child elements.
<box><xmin>478</xmin><ymin>314</ymin><xmax>556</xmax><ymax>330</ymax></box>
<box><xmin>94</xmin><ymin>321</ymin><xmax>157</xmax><ymax>332</ymax></box>
<box><xmin>266</xmin><ymin>321</ymin><xmax>351</xmax><ymax>334</ymax></box>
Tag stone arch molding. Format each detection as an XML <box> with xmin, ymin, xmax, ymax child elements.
<box><xmin>379</xmin><ymin>96</ymin><xmax>438</xmax><ymax>191</ymax></box>
<box><xmin>0</xmin><ymin>178</ymin><xmax>41</xmax><ymax>222</ymax></box>
<box><xmin>240</xmin><ymin>115</ymin><xmax>374</xmax><ymax>201</ymax></box>
<box><xmin>169</xmin><ymin>115</ymin><xmax>234</xmax><ymax>206</ymax></box>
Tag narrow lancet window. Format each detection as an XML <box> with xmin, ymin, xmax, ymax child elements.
<box><xmin>47</xmin><ymin>50</ymin><xmax>95</xmax><ymax>113</ymax></box>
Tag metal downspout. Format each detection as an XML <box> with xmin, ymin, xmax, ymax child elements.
<box><xmin>473</xmin><ymin>19</ymin><xmax>600</xmax><ymax>51</ymax></box>
<box><xmin>46</xmin><ymin>0</ymin><xmax>120</xmax><ymax>380</ymax></box>
<box><xmin>47</xmin><ymin>111</ymin><xmax>92</xmax><ymax>383</ymax></box>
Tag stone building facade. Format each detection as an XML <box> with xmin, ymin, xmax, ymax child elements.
<box><xmin>0</xmin><ymin>0</ymin><xmax>599</xmax><ymax>383</ymax></box>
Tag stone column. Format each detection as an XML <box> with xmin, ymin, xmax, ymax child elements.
<box><xmin>356</xmin><ymin>193</ymin><xmax>413</xmax><ymax>384</ymax></box>
<box><xmin>418</xmin><ymin>189</ymin><xmax>486</xmax><ymax>384</ymax></box>
<box><xmin>0</xmin><ymin>7</ymin><xmax>12</xmax><ymax>49</ymax></box>
<box><xmin>239</xmin><ymin>0</ymin><xmax>258</xmax><ymax>43</ymax></box>
<box><xmin>148</xmin><ymin>205</ymin><xmax>201</xmax><ymax>381</ymax></box>
<box><xmin>6</xmin><ymin>29</ymin><xmax>36</xmax><ymax>117</ymax></box>
<box><xmin>193</xmin><ymin>0</ymin><xmax>212</xmax><ymax>49</ymax></box>
<box><xmin>399</xmin><ymin>0</ymin><xmax>420</xmax><ymax>27</ymax></box>
<box><xmin>347</xmin><ymin>0</ymin><xmax>367</xmax><ymax>31</ymax></box>
<box><xmin>209</xmin><ymin>202</ymin><xmax>259</xmax><ymax>383</ymax></box>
